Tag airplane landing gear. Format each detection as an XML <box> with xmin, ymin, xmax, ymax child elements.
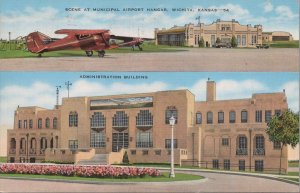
<box><xmin>138</xmin><ymin>45</ymin><xmax>143</xmax><ymax>51</ymax></box>
<box><xmin>38</xmin><ymin>54</ymin><xmax>42</xmax><ymax>57</ymax></box>
<box><xmin>85</xmin><ymin>51</ymin><xmax>93</xmax><ymax>57</ymax></box>
<box><xmin>98</xmin><ymin>50</ymin><xmax>105</xmax><ymax>57</ymax></box>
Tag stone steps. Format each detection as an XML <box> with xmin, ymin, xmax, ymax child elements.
<box><xmin>77</xmin><ymin>154</ymin><xmax>108</xmax><ymax>165</ymax></box>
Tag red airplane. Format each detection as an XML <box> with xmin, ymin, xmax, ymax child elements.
<box><xmin>26</xmin><ymin>29</ymin><xmax>152</xmax><ymax>57</ymax></box>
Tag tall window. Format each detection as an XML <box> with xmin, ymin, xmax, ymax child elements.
<box><xmin>38</xmin><ymin>118</ymin><xmax>42</xmax><ymax>129</ymax></box>
<box><xmin>90</xmin><ymin>131</ymin><xmax>106</xmax><ymax>148</ymax></box>
<box><xmin>242</xmin><ymin>35</ymin><xmax>246</xmax><ymax>46</ymax></box>
<box><xmin>241</xmin><ymin>110</ymin><xmax>248</xmax><ymax>123</ymax></box>
<box><xmin>112</xmin><ymin>111</ymin><xmax>129</xmax><ymax>128</ymax></box>
<box><xmin>196</xmin><ymin>112</ymin><xmax>202</xmax><ymax>124</ymax></box>
<box><xmin>69</xmin><ymin>112</ymin><xmax>78</xmax><ymax>127</ymax></box>
<box><xmin>255</xmin><ymin>110</ymin><xmax>262</xmax><ymax>122</ymax></box>
<box><xmin>239</xmin><ymin>160</ymin><xmax>245</xmax><ymax>171</ymax></box>
<box><xmin>207</xmin><ymin>111</ymin><xmax>213</xmax><ymax>124</ymax></box>
<box><xmin>53</xmin><ymin>117</ymin><xmax>57</xmax><ymax>129</ymax></box>
<box><xmin>265</xmin><ymin>110</ymin><xmax>272</xmax><ymax>123</ymax></box>
<box><xmin>165</xmin><ymin>106</ymin><xmax>178</xmax><ymax>124</ymax></box>
<box><xmin>218</xmin><ymin>111</ymin><xmax>224</xmax><ymax>123</ymax></box>
<box><xmin>224</xmin><ymin>160</ymin><xmax>230</xmax><ymax>170</ymax></box>
<box><xmin>165</xmin><ymin>139</ymin><xmax>178</xmax><ymax>148</ymax></box>
<box><xmin>40</xmin><ymin>137</ymin><xmax>47</xmax><ymax>149</ymax></box>
<box><xmin>18</xmin><ymin>120</ymin><xmax>22</xmax><ymax>129</ymax></box>
<box><xmin>236</xmin><ymin>136</ymin><xmax>247</xmax><ymax>155</ymax></box>
<box><xmin>255</xmin><ymin>160</ymin><xmax>264</xmax><ymax>172</ymax></box>
<box><xmin>254</xmin><ymin>135</ymin><xmax>265</xmax><ymax>155</ymax></box>
<box><xmin>91</xmin><ymin>112</ymin><xmax>106</xmax><ymax>128</ymax></box>
<box><xmin>45</xmin><ymin>118</ymin><xmax>50</xmax><ymax>128</ymax></box>
<box><xmin>69</xmin><ymin>140</ymin><xmax>78</xmax><ymax>149</ymax></box>
<box><xmin>136</xmin><ymin>132</ymin><xmax>153</xmax><ymax>148</ymax></box>
<box><xmin>251</xmin><ymin>35</ymin><xmax>257</xmax><ymax>44</ymax></box>
<box><xmin>136</xmin><ymin>110</ymin><xmax>153</xmax><ymax>127</ymax></box>
<box><xmin>229</xmin><ymin>111</ymin><xmax>236</xmax><ymax>123</ymax></box>
<box><xmin>29</xmin><ymin>119</ymin><xmax>33</xmax><ymax>129</ymax></box>
<box><xmin>23</xmin><ymin>120</ymin><xmax>27</xmax><ymax>129</ymax></box>
<box><xmin>222</xmin><ymin>138</ymin><xmax>229</xmax><ymax>146</ymax></box>
<box><xmin>237</xmin><ymin>35</ymin><xmax>241</xmax><ymax>46</ymax></box>
<box><xmin>212</xmin><ymin>160</ymin><xmax>219</xmax><ymax>169</ymax></box>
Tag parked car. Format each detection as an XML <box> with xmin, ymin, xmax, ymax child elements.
<box><xmin>215</xmin><ymin>42</ymin><xmax>232</xmax><ymax>48</ymax></box>
<box><xmin>256</xmin><ymin>44</ymin><xmax>269</xmax><ymax>49</ymax></box>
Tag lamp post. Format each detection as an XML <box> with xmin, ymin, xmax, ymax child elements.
<box><xmin>169</xmin><ymin>116</ymin><xmax>176</xmax><ymax>178</ymax></box>
<box><xmin>26</xmin><ymin>133</ymin><xmax>29</xmax><ymax>163</ymax></box>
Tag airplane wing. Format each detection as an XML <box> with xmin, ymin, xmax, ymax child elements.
<box><xmin>55</xmin><ymin>29</ymin><xmax>110</xmax><ymax>35</ymax></box>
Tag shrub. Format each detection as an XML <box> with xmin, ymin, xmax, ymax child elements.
<box><xmin>122</xmin><ymin>151</ymin><xmax>130</xmax><ymax>165</ymax></box>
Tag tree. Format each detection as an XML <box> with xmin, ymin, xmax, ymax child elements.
<box><xmin>266</xmin><ymin>109</ymin><xmax>299</xmax><ymax>174</ymax></box>
<box><xmin>122</xmin><ymin>151</ymin><xmax>129</xmax><ymax>164</ymax></box>
<box><xmin>231</xmin><ymin>36</ymin><xmax>237</xmax><ymax>48</ymax></box>
<box><xmin>216</xmin><ymin>37</ymin><xmax>221</xmax><ymax>44</ymax></box>
<box><xmin>198</xmin><ymin>37</ymin><xmax>204</xmax><ymax>48</ymax></box>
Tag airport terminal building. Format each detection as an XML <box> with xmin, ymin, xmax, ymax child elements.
<box><xmin>7</xmin><ymin>80</ymin><xmax>289</xmax><ymax>173</ymax></box>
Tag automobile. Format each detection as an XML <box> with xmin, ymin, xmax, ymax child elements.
<box><xmin>215</xmin><ymin>42</ymin><xmax>232</xmax><ymax>48</ymax></box>
<box><xmin>256</xmin><ymin>44</ymin><xmax>270</xmax><ymax>49</ymax></box>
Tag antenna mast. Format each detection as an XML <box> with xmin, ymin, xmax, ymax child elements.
<box><xmin>65</xmin><ymin>81</ymin><xmax>72</xmax><ymax>98</ymax></box>
<box><xmin>56</xmin><ymin>86</ymin><xmax>61</xmax><ymax>107</ymax></box>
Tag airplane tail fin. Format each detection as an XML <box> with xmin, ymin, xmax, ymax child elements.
<box><xmin>26</xmin><ymin>32</ymin><xmax>50</xmax><ymax>53</ymax></box>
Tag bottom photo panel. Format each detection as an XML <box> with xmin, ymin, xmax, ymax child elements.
<box><xmin>0</xmin><ymin>72</ymin><xmax>299</xmax><ymax>193</ymax></box>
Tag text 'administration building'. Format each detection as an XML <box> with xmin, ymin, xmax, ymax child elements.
<box><xmin>7</xmin><ymin>80</ymin><xmax>289</xmax><ymax>173</ymax></box>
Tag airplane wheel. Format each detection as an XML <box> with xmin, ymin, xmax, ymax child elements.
<box><xmin>86</xmin><ymin>51</ymin><xmax>93</xmax><ymax>57</ymax></box>
<box><xmin>98</xmin><ymin>50</ymin><xmax>105</xmax><ymax>58</ymax></box>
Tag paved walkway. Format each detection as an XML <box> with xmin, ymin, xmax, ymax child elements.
<box><xmin>0</xmin><ymin>48</ymin><xmax>298</xmax><ymax>72</ymax></box>
<box><xmin>0</xmin><ymin>170</ymin><xmax>298</xmax><ymax>192</ymax></box>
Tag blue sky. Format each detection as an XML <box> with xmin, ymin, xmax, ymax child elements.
<box><xmin>0</xmin><ymin>72</ymin><xmax>298</xmax><ymax>127</ymax></box>
<box><xmin>0</xmin><ymin>0</ymin><xmax>298</xmax><ymax>39</ymax></box>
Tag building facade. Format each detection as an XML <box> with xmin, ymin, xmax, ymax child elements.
<box><xmin>262</xmin><ymin>31</ymin><xmax>293</xmax><ymax>42</ymax></box>
<box><xmin>155</xmin><ymin>19</ymin><xmax>264</xmax><ymax>47</ymax></box>
<box><xmin>7</xmin><ymin>80</ymin><xmax>289</xmax><ymax>173</ymax></box>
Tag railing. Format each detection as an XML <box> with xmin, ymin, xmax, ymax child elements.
<box><xmin>236</xmin><ymin>148</ymin><xmax>248</xmax><ymax>155</ymax></box>
<box><xmin>29</xmin><ymin>148</ymin><xmax>36</xmax><ymax>155</ymax></box>
<box><xmin>9</xmin><ymin>149</ymin><xmax>16</xmax><ymax>154</ymax></box>
<box><xmin>254</xmin><ymin>148</ymin><xmax>265</xmax><ymax>155</ymax></box>
<box><xmin>19</xmin><ymin>149</ymin><xmax>26</xmax><ymax>155</ymax></box>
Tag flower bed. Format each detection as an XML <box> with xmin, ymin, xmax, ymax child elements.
<box><xmin>0</xmin><ymin>164</ymin><xmax>161</xmax><ymax>178</ymax></box>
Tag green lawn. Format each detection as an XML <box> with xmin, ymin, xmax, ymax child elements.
<box><xmin>288</xmin><ymin>161</ymin><xmax>299</xmax><ymax>167</ymax></box>
<box><xmin>287</xmin><ymin>172</ymin><xmax>299</xmax><ymax>176</ymax></box>
<box><xmin>0</xmin><ymin>44</ymin><xmax>186</xmax><ymax>59</ymax></box>
<box><xmin>0</xmin><ymin>157</ymin><xmax>7</xmax><ymax>163</ymax></box>
<box><xmin>269</xmin><ymin>40</ymin><xmax>299</xmax><ymax>48</ymax></box>
<box><xmin>0</xmin><ymin>172</ymin><xmax>203</xmax><ymax>182</ymax></box>
<box><xmin>280</xmin><ymin>177</ymin><xmax>299</xmax><ymax>182</ymax></box>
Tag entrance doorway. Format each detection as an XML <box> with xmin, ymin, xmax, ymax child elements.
<box><xmin>112</xmin><ymin>133</ymin><xmax>129</xmax><ymax>152</ymax></box>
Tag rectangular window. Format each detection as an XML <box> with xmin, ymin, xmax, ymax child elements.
<box><xmin>229</xmin><ymin>111</ymin><xmax>236</xmax><ymax>123</ymax></box>
<box><xmin>23</xmin><ymin>120</ymin><xmax>27</xmax><ymax>129</ymax></box>
<box><xmin>165</xmin><ymin>139</ymin><xmax>178</xmax><ymax>149</ymax></box>
<box><xmin>69</xmin><ymin>140</ymin><xmax>78</xmax><ymax>150</ymax></box>
<box><xmin>18</xmin><ymin>120</ymin><xmax>22</xmax><ymax>129</ymax></box>
<box><xmin>136</xmin><ymin>132</ymin><xmax>153</xmax><ymax>148</ymax></box>
<box><xmin>224</xmin><ymin>160</ymin><xmax>230</xmax><ymax>170</ymax></box>
<box><xmin>29</xmin><ymin>119</ymin><xmax>33</xmax><ymax>129</ymax></box>
<box><xmin>212</xmin><ymin>159</ymin><xmax>219</xmax><ymax>169</ymax></box>
<box><xmin>38</xmin><ymin>119</ymin><xmax>42</xmax><ymax>129</ymax></box>
<box><xmin>237</xmin><ymin>35</ymin><xmax>241</xmax><ymax>45</ymax></box>
<box><xmin>207</xmin><ymin>112</ymin><xmax>213</xmax><ymax>124</ymax></box>
<box><xmin>165</xmin><ymin>107</ymin><xmax>178</xmax><ymax>124</ymax></box>
<box><xmin>242</xmin><ymin>35</ymin><xmax>246</xmax><ymax>46</ymax></box>
<box><xmin>211</xmin><ymin>35</ymin><xmax>216</xmax><ymax>46</ymax></box>
<box><xmin>275</xmin><ymin>110</ymin><xmax>281</xmax><ymax>117</ymax></box>
<box><xmin>255</xmin><ymin>110</ymin><xmax>262</xmax><ymax>122</ymax></box>
<box><xmin>222</xmin><ymin>138</ymin><xmax>229</xmax><ymax>146</ymax></box>
<box><xmin>273</xmin><ymin>141</ymin><xmax>281</xmax><ymax>149</ymax></box>
<box><xmin>90</xmin><ymin>131</ymin><xmax>106</xmax><ymax>148</ymax></box>
<box><xmin>218</xmin><ymin>112</ymin><xmax>224</xmax><ymax>123</ymax></box>
<box><xmin>239</xmin><ymin>160</ymin><xmax>245</xmax><ymax>171</ymax></box>
<box><xmin>265</xmin><ymin>110</ymin><xmax>272</xmax><ymax>123</ymax></box>
<box><xmin>251</xmin><ymin>35</ymin><xmax>257</xmax><ymax>44</ymax></box>
<box><xmin>241</xmin><ymin>111</ymin><xmax>248</xmax><ymax>123</ymax></box>
<box><xmin>142</xmin><ymin>150</ymin><xmax>148</xmax><ymax>155</ymax></box>
<box><xmin>255</xmin><ymin>160</ymin><xmax>264</xmax><ymax>172</ymax></box>
<box><xmin>196</xmin><ymin>112</ymin><xmax>202</xmax><ymax>124</ymax></box>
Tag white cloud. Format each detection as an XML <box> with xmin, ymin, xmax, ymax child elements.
<box><xmin>264</xmin><ymin>1</ymin><xmax>273</xmax><ymax>12</ymax></box>
<box><xmin>280</xmin><ymin>81</ymin><xmax>299</xmax><ymax>112</ymax></box>
<box><xmin>275</xmin><ymin>5</ymin><xmax>298</xmax><ymax>19</ymax></box>
<box><xmin>0</xmin><ymin>80</ymin><xmax>168</xmax><ymax>127</ymax></box>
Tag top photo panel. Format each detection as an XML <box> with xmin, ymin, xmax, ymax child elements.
<box><xmin>0</xmin><ymin>0</ymin><xmax>299</xmax><ymax>72</ymax></box>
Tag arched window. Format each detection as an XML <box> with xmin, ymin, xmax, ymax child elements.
<box><xmin>69</xmin><ymin>112</ymin><xmax>78</xmax><ymax>127</ymax></box>
<box><xmin>40</xmin><ymin>137</ymin><xmax>47</xmax><ymax>149</ymax></box>
<box><xmin>38</xmin><ymin>118</ymin><xmax>42</xmax><ymax>129</ymax></box>
<box><xmin>196</xmin><ymin>112</ymin><xmax>202</xmax><ymax>124</ymax></box>
<box><xmin>91</xmin><ymin>112</ymin><xmax>106</xmax><ymax>129</ymax></box>
<box><xmin>112</xmin><ymin>111</ymin><xmax>128</xmax><ymax>128</ymax></box>
<box><xmin>236</xmin><ymin>135</ymin><xmax>247</xmax><ymax>155</ymax></box>
<box><xmin>45</xmin><ymin>118</ymin><xmax>50</xmax><ymax>128</ymax></box>
<box><xmin>165</xmin><ymin>106</ymin><xmax>178</xmax><ymax>124</ymax></box>
<box><xmin>136</xmin><ymin>110</ymin><xmax>153</xmax><ymax>127</ymax></box>
<box><xmin>241</xmin><ymin>110</ymin><xmax>248</xmax><ymax>123</ymax></box>
<box><xmin>10</xmin><ymin>138</ymin><xmax>16</xmax><ymax>149</ymax></box>
<box><xmin>229</xmin><ymin>111</ymin><xmax>236</xmax><ymax>123</ymax></box>
<box><xmin>207</xmin><ymin>111</ymin><xmax>213</xmax><ymax>124</ymax></box>
<box><xmin>50</xmin><ymin>138</ymin><xmax>54</xmax><ymax>148</ymax></box>
<box><xmin>53</xmin><ymin>117</ymin><xmax>58</xmax><ymax>129</ymax></box>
